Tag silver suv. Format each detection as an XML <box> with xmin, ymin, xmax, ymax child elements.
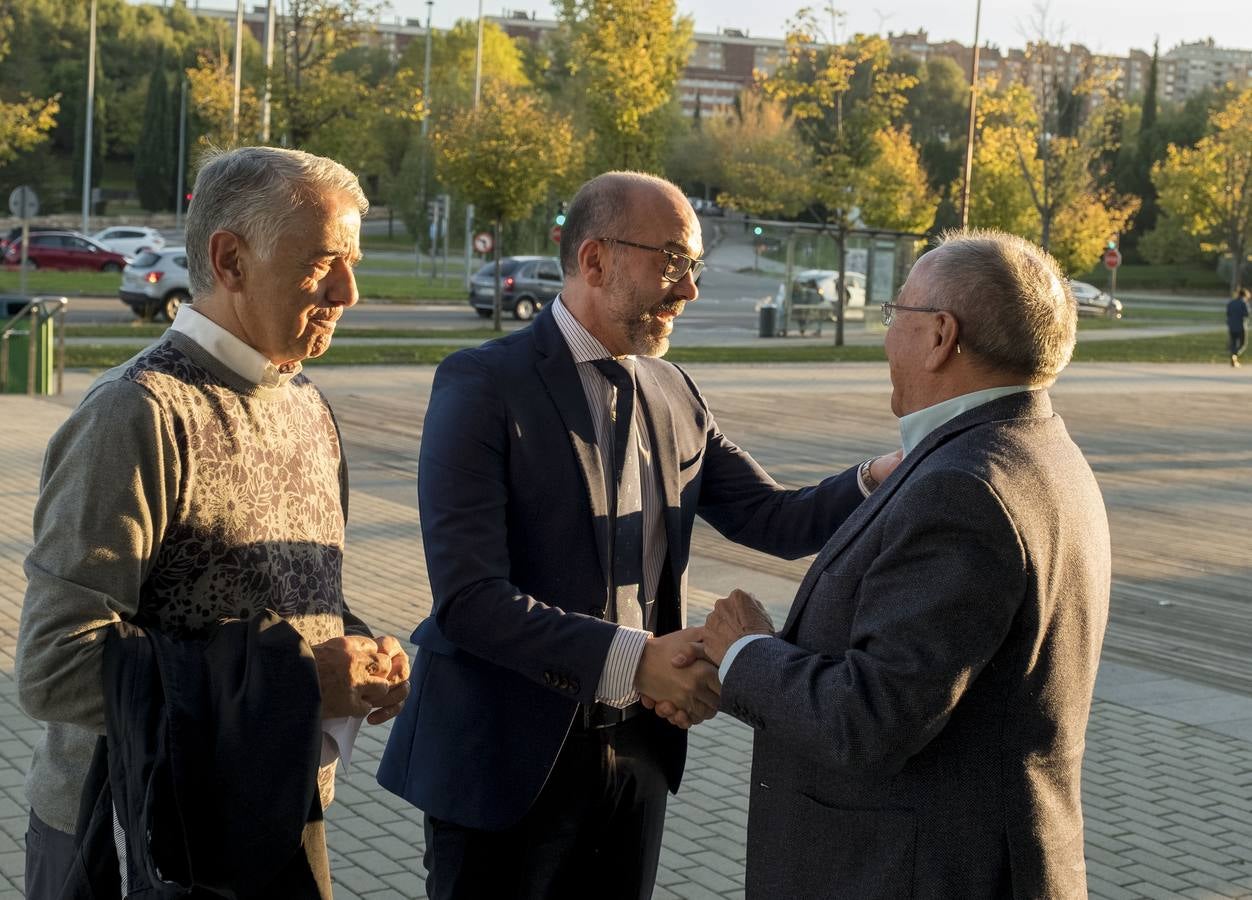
<box><xmin>469</xmin><ymin>256</ymin><xmax>563</xmax><ymax>321</ymax></box>
<box><xmin>119</xmin><ymin>247</ymin><xmax>191</xmax><ymax>321</ymax></box>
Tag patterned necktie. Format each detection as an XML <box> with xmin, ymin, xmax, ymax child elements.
<box><xmin>590</xmin><ymin>358</ymin><xmax>644</xmax><ymax>630</ymax></box>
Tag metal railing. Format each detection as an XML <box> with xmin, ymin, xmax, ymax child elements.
<box><xmin>0</xmin><ymin>296</ymin><xmax>68</xmax><ymax>396</ymax></box>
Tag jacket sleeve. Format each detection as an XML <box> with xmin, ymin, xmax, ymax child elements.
<box><xmin>720</xmin><ymin>469</ymin><xmax>1027</xmax><ymax>774</ymax></box>
<box><xmin>16</xmin><ymin>379</ymin><xmax>180</xmax><ymax>732</ymax></box>
<box><xmin>418</xmin><ymin>350</ymin><xmax>618</xmax><ymax>702</ymax></box>
<box><xmin>687</xmin><ymin>370</ymin><xmax>864</xmax><ymax>558</ymax></box>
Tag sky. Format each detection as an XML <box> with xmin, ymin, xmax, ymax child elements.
<box><xmin>364</xmin><ymin>0</ymin><xmax>1249</xmax><ymax>59</ymax></box>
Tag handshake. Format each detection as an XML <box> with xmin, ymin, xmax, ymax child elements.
<box><xmin>634</xmin><ymin>588</ymin><xmax>774</xmax><ymax>730</ymax></box>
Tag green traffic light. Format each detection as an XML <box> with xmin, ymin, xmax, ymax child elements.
<box><xmin>555</xmin><ymin>214</ymin><xmax>566</xmax><ymax>226</ymax></box>
<box><xmin>753</xmin><ymin>226</ymin><xmax>763</xmax><ymax>236</ymax></box>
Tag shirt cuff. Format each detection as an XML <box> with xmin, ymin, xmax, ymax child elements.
<box><xmin>320</xmin><ymin>716</ymin><xmax>365</xmax><ymax>768</ymax></box>
<box><xmin>596</xmin><ymin>626</ymin><xmax>650</xmax><ymax>707</ymax></box>
<box><xmin>719</xmin><ymin>633</ymin><xmax>770</xmax><ymax>683</ymax></box>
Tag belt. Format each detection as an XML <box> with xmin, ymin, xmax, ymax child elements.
<box><xmin>574</xmin><ymin>701</ymin><xmax>644</xmax><ymax>731</ymax></box>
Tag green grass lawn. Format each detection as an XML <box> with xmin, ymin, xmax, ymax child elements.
<box><xmin>63</xmin><ymin>330</ymin><xmax>1236</xmax><ymax>370</ymax></box>
<box><xmin>63</xmin><ymin>323</ymin><xmax>504</xmax><ymax>340</ymax></box>
<box><xmin>1077</xmin><ymin>263</ymin><xmax>1229</xmax><ymax>294</ymax></box>
<box><xmin>0</xmin><ymin>269</ymin><xmax>467</xmax><ymax>302</ymax></box>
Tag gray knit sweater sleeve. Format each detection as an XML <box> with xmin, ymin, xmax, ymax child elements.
<box><xmin>16</xmin><ymin>376</ymin><xmax>180</xmax><ymax>732</ymax></box>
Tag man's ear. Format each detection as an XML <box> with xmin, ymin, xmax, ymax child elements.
<box><xmin>208</xmin><ymin>230</ymin><xmax>247</xmax><ymax>293</ymax></box>
<box><xmin>923</xmin><ymin>311</ymin><xmax>961</xmax><ymax>371</ymax></box>
<box><xmin>578</xmin><ymin>238</ymin><xmax>607</xmax><ymax>288</ymax></box>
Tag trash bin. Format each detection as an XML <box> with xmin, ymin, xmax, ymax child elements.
<box><xmin>1</xmin><ymin>297</ymin><xmax>56</xmax><ymax>395</ymax></box>
<box><xmin>758</xmin><ymin>303</ymin><xmax>778</xmax><ymax>338</ymax></box>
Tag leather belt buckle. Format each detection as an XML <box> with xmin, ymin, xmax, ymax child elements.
<box><xmin>578</xmin><ymin>701</ymin><xmax>643</xmax><ymax>730</ymax></box>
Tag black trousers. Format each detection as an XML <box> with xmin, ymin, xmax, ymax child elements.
<box><xmin>1230</xmin><ymin>328</ymin><xmax>1248</xmax><ymax>357</ymax></box>
<box><xmin>25</xmin><ymin>811</ymin><xmax>77</xmax><ymax>900</ymax></box>
<box><xmin>424</xmin><ymin>715</ymin><xmax>670</xmax><ymax>900</ymax></box>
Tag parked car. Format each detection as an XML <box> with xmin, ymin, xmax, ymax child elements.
<box><xmin>469</xmin><ymin>256</ymin><xmax>563</xmax><ymax>321</ymax></box>
<box><xmin>3</xmin><ymin>231</ymin><xmax>129</xmax><ymax>272</ymax></box>
<box><xmin>119</xmin><ymin>247</ymin><xmax>191</xmax><ymax>321</ymax></box>
<box><xmin>0</xmin><ymin>225</ymin><xmax>63</xmax><ymax>256</ymax></box>
<box><xmin>777</xmin><ymin>269</ymin><xmax>868</xmax><ymax>318</ymax></box>
<box><xmin>1069</xmin><ymin>280</ymin><xmax>1123</xmax><ymax>319</ymax></box>
<box><xmin>92</xmin><ymin>225</ymin><xmax>166</xmax><ymax>257</ymax></box>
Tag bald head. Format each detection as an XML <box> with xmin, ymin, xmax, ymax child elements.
<box><xmin>560</xmin><ymin>171</ymin><xmax>690</xmax><ymax>278</ymax></box>
<box><xmin>922</xmin><ymin>230</ymin><xmax>1077</xmax><ymax>386</ymax></box>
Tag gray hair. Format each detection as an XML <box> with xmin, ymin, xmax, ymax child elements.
<box><xmin>560</xmin><ymin>171</ymin><xmax>686</xmax><ymax>276</ymax></box>
<box><xmin>185</xmin><ymin>146</ymin><xmax>368</xmax><ymax>296</ymax></box>
<box><xmin>924</xmin><ymin>229</ymin><xmax>1077</xmax><ymax>386</ymax></box>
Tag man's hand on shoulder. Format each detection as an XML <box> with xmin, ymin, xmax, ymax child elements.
<box><xmin>703</xmin><ymin>589</ymin><xmax>775</xmax><ymax>665</ymax></box>
<box><xmin>312</xmin><ymin>634</ymin><xmax>410</xmax><ymax>722</ymax></box>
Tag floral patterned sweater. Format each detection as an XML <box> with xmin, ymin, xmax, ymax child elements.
<box><xmin>16</xmin><ymin>330</ymin><xmax>364</xmax><ymax>833</ymax></box>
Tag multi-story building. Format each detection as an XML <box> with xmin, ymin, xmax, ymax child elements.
<box><xmin>188</xmin><ymin>7</ymin><xmax>1252</xmax><ymax>111</ymax></box>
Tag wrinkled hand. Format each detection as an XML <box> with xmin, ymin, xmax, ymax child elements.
<box><xmin>313</xmin><ymin>635</ymin><xmax>393</xmax><ymax>719</ymax></box>
<box><xmin>869</xmin><ymin>449</ymin><xmax>904</xmax><ymax>486</ymax></box>
<box><xmin>634</xmin><ymin>627</ymin><xmax>720</xmax><ymax>730</ymax></box>
<box><xmin>703</xmin><ymin>589</ymin><xmax>775</xmax><ymax>666</ymax></box>
<box><xmin>366</xmin><ymin>634</ymin><xmax>411</xmax><ymax>725</ymax></box>
<box><xmin>641</xmin><ymin>640</ymin><xmax>718</xmax><ymax>729</ymax></box>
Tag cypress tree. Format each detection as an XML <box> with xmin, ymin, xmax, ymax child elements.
<box><xmin>1134</xmin><ymin>39</ymin><xmax>1161</xmax><ymax>237</ymax></box>
<box><xmin>135</xmin><ymin>57</ymin><xmax>176</xmax><ymax>212</ymax></box>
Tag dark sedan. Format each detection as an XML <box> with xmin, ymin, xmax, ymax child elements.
<box><xmin>469</xmin><ymin>256</ymin><xmax>563</xmax><ymax>321</ymax></box>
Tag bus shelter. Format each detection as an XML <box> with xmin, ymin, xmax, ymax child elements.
<box><xmin>746</xmin><ymin>219</ymin><xmax>928</xmax><ymax>346</ymax></box>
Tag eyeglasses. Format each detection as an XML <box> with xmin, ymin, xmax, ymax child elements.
<box><xmin>599</xmin><ymin>237</ymin><xmax>705</xmax><ymax>284</ymax></box>
<box><xmin>881</xmin><ymin>302</ymin><xmax>946</xmax><ymax>327</ymax></box>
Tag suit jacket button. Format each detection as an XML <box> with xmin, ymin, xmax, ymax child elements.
<box><xmin>543</xmin><ymin>672</ymin><xmax>554</xmax><ymax>685</ymax></box>
<box><xmin>570</xmin><ymin>679</ymin><xmax>580</xmax><ymax>693</ymax></box>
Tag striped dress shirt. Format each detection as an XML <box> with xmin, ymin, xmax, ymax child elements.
<box><xmin>551</xmin><ymin>297</ymin><xmax>664</xmax><ymax>706</ymax></box>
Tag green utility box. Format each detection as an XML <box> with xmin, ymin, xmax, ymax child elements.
<box><xmin>2</xmin><ymin>297</ymin><xmax>57</xmax><ymax>395</ymax></box>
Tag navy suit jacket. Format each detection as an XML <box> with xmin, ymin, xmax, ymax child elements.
<box><xmin>377</xmin><ymin>306</ymin><xmax>863</xmax><ymax>830</ymax></box>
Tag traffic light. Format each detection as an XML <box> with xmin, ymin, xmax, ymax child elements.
<box><xmin>753</xmin><ymin>226</ymin><xmax>763</xmax><ymax>236</ymax></box>
<box><xmin>555</xmin><ymin>201</ymin><xmax>567</xmax><ymax>227</ymax></box>
<box><xmin>1106</xmin><ymin>238</ymin><xmax>1117</xmax><ymax>250</ymax></box>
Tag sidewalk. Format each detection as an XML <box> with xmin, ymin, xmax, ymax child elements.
<box><xmin>0</xmin><ymin>365</ymin><xmax>1250</xmax><ymax>898</ymax></box>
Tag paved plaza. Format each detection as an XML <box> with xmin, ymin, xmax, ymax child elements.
<box><xmin>0</xmin><ymin>362</ymin><xmax>1249</xmax><ymax>898</ymax></box>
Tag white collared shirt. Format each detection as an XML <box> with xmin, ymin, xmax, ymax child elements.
<box><xmin>170</xmin><ymin>304</ymin><xmax>301</xmax><ymax>388</ymax></box>
<box><xmin>551</xmin><ymin>296</ymin><xmax>663</xmax><ymax>706</ymax></box>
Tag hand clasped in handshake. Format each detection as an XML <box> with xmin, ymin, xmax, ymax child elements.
<box><xmin>635</xmin><ymin>588</ymin><xmax>777</xmax><ymax>730</ymax></box>
<box><xmin>313</xmin><ymin>634</ymin><xmax>412</xmax><ymax>724</ymax></box>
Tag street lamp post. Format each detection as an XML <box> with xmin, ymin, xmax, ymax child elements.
<box><xmin>261</xmin><ymin>0</ymin><xmax>276</xmax><ymax>143</ymax></box>
<box><xmin>80</xmin><ymin>0</ymin><xmax>98</xmax><ymax>235</ymax></box>
<box><xmin>959</xmin><ymin>0</ymin><xmax>983</xmax><ymax>229</ymax></box>
<box><xmin>231</xmin><ymin>0</ymin><xmax>243</xmax><ymax>145</ymax></box>
<box><xmin>465</xmin><ymin>0</ymin><xmax>484</xmax><ymax>291</ymax></box>
<box><xmin>420</xmin><ymin>0</ymin><xmax>434</xmax><ymax>277</ymax></box>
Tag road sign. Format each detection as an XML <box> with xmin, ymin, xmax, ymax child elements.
<box><xmin>473</xmin><ymin>231</ymin><xmax>493</xmax><ymax>254</ymax></box>
<box><xmin>8</xmin><ymin>186</ymin><xmax>39</xmax><ymax>219</ymax></box>
<box><xmin>1103</xmin><ymin>248</ymin><xmax>1122</xmax><ymax>270</ymax></box>
<box><xmin>549</xmin><ymin>225</ymin><xmax>563</xmax><ymax>244</ymax></box>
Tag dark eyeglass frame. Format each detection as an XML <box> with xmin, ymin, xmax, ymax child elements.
<box><xmin>599</xmin><ymin>237</ymin><xmax>705</xmax><ymax>284</ymax></box>
<box><xmin>881</xmin><ymin>302</ymin><xmax>947</xmax><ymax>327</ymax></box>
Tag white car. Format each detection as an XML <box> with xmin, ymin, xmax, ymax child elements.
<box><xmin>778</xmin><ymin>269</ymin><xmax>868</xmax><ymax>317</ymax></box>
<box><xmin>92</xmin><ymin>225</ymin><xmax>166</xmax><ymax>257</ymax></box>
<box><xmin>1069</xmin><ymin>280</ymin><xmax>1124</xmax><ymax>319</ymax></box>
<box><xmin>119</xmin><ymin>247</ymin><xmax>190</xmax><ymax>321</ymax></box>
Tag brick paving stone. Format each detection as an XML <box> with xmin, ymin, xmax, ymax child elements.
<box><xmin>4</xmin><ymin>373</ymin><xmax>1252</xmax><ymax>899</ymax></box>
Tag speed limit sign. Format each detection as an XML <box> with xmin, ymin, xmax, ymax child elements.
<box><xmin>473</xmin><ymin>231</ymin><xmax>493</xmax><ymax>254</ymax></box>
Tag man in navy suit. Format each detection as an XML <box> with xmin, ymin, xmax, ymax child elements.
<box><xmin>378</xmin><ymin>171</ymin><xmax>897</xmax><ymax>899</ymax></box>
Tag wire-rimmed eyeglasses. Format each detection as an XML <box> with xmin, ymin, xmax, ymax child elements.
<box><xmin>599</xmin><ymin>237</ymin><xmax>705</xmax><ymax>284</ymax></box>
<box><xmin>881</xmin><ymin>302</ymin><xmax>946</xmax><ymax>327</ymax></box>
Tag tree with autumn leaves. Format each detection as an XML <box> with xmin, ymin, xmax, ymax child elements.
<box><xmin>1152</xmin><ymin>87</ymin><xmax>1252</xmax><ymax>292</ymax></box>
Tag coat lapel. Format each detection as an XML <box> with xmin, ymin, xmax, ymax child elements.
<box><xmin>532</xmin><ymin>310</ymin><xmax>612</xmax><ymax>591</ymax></box>
<box><xmin>780</xmin><ymin>390</ymin><xmax>1054</xmax><ymax>637</ymax></box>
<box><xmin>636</xmin><ymin>361</ymin><xmax>684</xmax><ymax>606</ymax></box>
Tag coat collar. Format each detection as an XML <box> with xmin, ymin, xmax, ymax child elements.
<box><xmin>780</xmin><ymin>389</ymin><xmax>1054</xmax><ymax>637</ymax></box>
